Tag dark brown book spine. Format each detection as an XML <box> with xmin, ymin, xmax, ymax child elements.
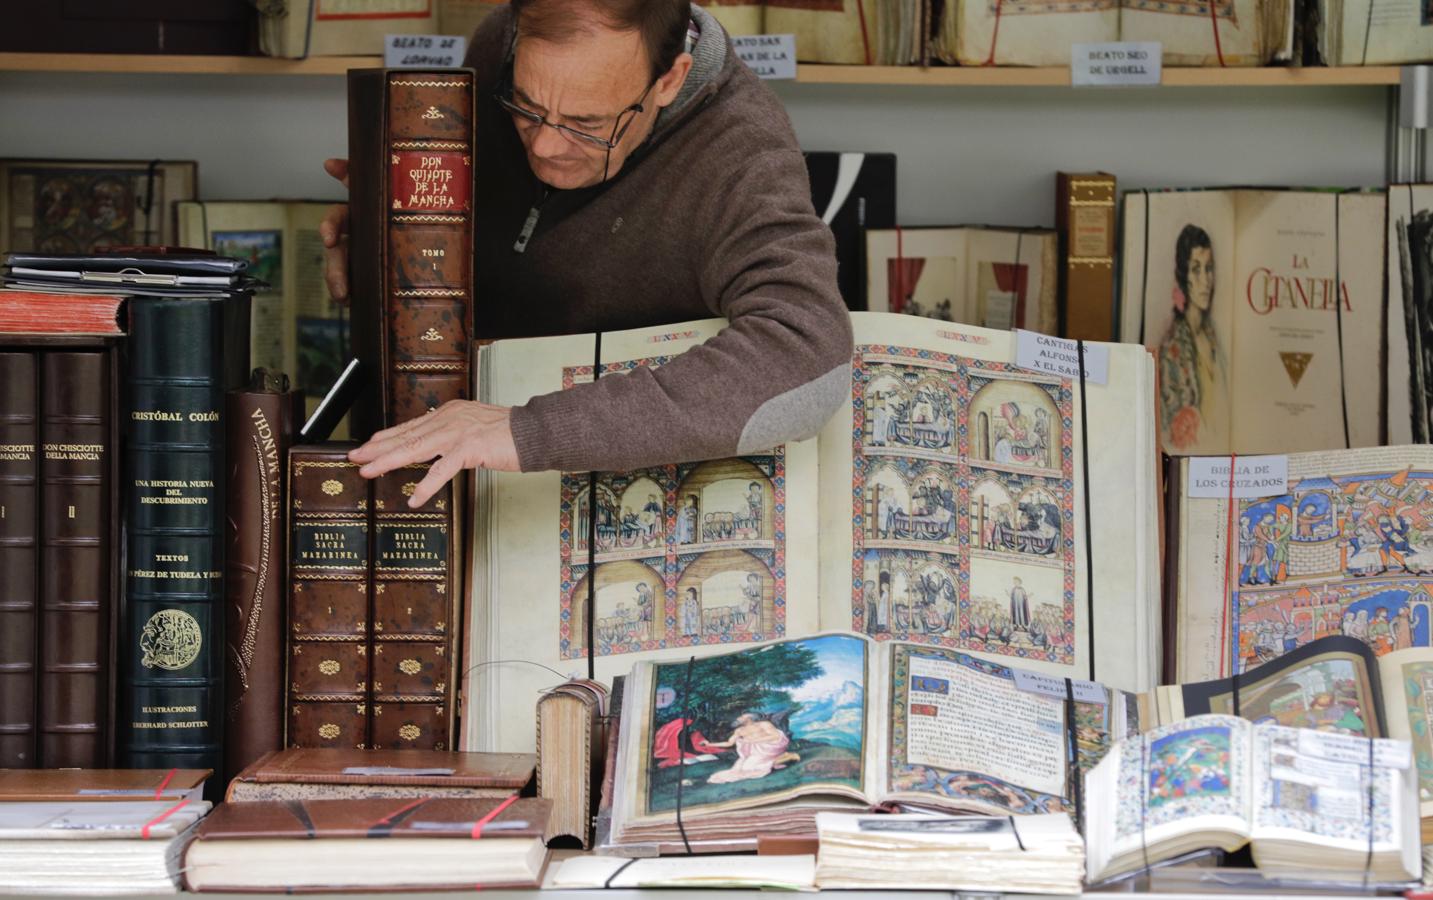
<box><xmin>38</xmin><ymin>351</ymin><xmax>113</xmax><ymax>767</ymax></box>
<box><xmin>370</xmin><ymin>466</ymin><xmax>458</xmax><ymax>750</ymax></box>
<box><xmin>0</xmin><ymin>351</ymin><xmax>38</xmax><ymax>767</ymax></box>
<box><xmin>1056</xmin><ymin>172</ymin><xmax>1118</xmax><ymax>342</ymax></box>
<box><xmin>224</xmin><ymin>373</ymin><xmax>304</xmax><ymax>781</ymax></box>
<box><xmin>349</xmin><ymin>68</ymin><xmax>475</xmax><ymax>441</ymax></box>
<box><xmin>286</xmin><ymin>445</ymin><xmax>372</xmax><ymax>750</ymax></box>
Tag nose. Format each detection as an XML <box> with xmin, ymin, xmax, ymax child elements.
<box><xmin>529</xmin><ymin>123</ymin><xmax>569</xmax><ymax>159</ymax></box>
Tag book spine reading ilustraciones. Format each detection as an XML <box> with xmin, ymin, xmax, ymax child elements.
<box><xmin>0</xmin><ymin>350</ymin><xmax>38</xmax><ymax>767</ymax></box>
<box><xmin>348</xmin><ymin>68</ymin><xmax>475</xmax><ymax>441</ymax></box>
<box><xmin>223</xmin><ymin>371</ymin><xmax>303</xmax><ymax>781</ymax></box>
<box><xmin>370</xmin><ymin>466</ymin><xmax>459</xmax><ymax>750</ymax></box>
<box><xmin>39</xmin><ymin>348</ymin><xmax>116</xmax><ymax>767</ymax></box>
<box><xmin>286</xmin><ymin>446</ymin><xmax>372</xmax><ymax>749</ymax></box>
<box><xmin>121</xmin><ymin>294</ymin><xmax>249</xmax><ymax>791</ymax></box>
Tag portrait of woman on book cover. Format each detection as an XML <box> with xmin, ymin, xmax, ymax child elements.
<box><xmin>1158</xmin><ymin>223</ymin><xmax>1227</xmax><ymax>451</ymax></box>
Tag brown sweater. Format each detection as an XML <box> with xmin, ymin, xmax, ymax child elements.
<box><xmin>467</xmin><ymin>5</ymin><xmax>853</xmax><ymax>473</ymax></box>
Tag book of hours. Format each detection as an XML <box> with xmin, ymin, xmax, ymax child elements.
<box><xmin>464</xmin><ymin>312</ymin><xmax>1159</xmax><ymax>753</ymax></box>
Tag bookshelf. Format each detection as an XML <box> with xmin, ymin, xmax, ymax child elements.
<box><xmin>0</xmin><ymin>52</ymin><xmax>1406</xmax><ymax>87</ymax></box>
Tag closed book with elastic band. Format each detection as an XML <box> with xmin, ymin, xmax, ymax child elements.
<box><xmin>226</xmin><ymin>747</ymin><xmax>534</xmax><ymax>802</ymax></box>
<box><xmin>183</xmin><ymin>796</ymin><xmax>550</xmax><ymax>892</ymax></box>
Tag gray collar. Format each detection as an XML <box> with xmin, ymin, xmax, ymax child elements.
<box><xmin>654</xmin><ymin>5</ymin><xmax>728</xmax><ymax>133</ymax></box>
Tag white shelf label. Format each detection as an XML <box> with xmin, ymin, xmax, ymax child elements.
<box><xmin>1071</xmin><ymin>42</ymin><xmax>1162</xmax><ymax>87</ymax></box>
<box><xmin>385</xmin><ymin>34</ymin><xmax>467</xmax><ymax>69</ymax></box>
<box><xmin>734</xmin><ymin>34</ymin><xmax>797</xmax><ymax>80</ymax></box>
<box><xmin>1014</xmin><ymin>330</ymin><xmax>1109</xmax><ymax>385</ymax></box>
<box><xmin>1186</xmin><ymin>455</ymin><xmax>1289</xmax><ymax>499</ymax></box>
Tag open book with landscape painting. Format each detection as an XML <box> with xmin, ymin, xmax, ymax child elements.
<box><xmin>464</xmin><ymin>312</ymin><xmax>1160</xmax><ymax>754</ymax></box>
<box><xmin>603</xmin><ymin>632</ymin><xmax>1139</xmax><ymax>853</ymax></box>
<box><xmin>1084</xmin><ymin>714</ymin><xmax>1420</xmax><ymax>885</ymax></box>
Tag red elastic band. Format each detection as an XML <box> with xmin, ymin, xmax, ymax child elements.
<box><xmin>152</xmin><ymin>768</ymin><xmax>177</xmax><ymax>800</ymax></box>
<box><xmin>1218</xmin><ymin>452</ymin><xmax>1238</xmax><ymax>677</ymax></box>
<box><xmin>369</xmin><ymin>796</ymin><xmax>429</xmax><ymax>829</ymax></box>
<box><xmin>895</xmin><ymin>226</ymin><xmax>905</xmax><ymax>313</ymax></box>
<box><xmin>1208</xmin><ymin>0</ymin><xmax>1227</xmax><ymax>67</ymax></box>
<box><xmin>854</xmin><ymin>0</ymin><xmax>873</xmax><ymax>66</ymax></box>
<box><xmin>471</xmin><ymin>793</ymin><xmax>519</xmax><ymax>840</ymax></box>
<box><xmin>984</xmin><ymin>0</ymin><xmax>1005</xmax><ymax>66</ymax></box>
<box><xmin>141</xmin><ymin>798</ymin><xmax>190</xmax><ymax>840</ymax></box>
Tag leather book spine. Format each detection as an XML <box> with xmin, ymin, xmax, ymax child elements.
<box><xmin>0</xmin><ymin>351</ymin><xmax>38</xmax><ymax>767</ymax></box>
<box><xmin>286</xmin><ymin>445</ymin><xmax>372</xmax><ymax>750</ymax></box>
<box><xmin>38</xmin><ymin>350</ymin><xmax>113</xmax><ymax>767</ymax></box>
<box><xmin>370</xmin><ymin>466</ymin><xmax>458</xmax><ymax>750</ymax></box>
<box><xmin>1056</xmin><ymin>172</ymin><xmax>1118</xmax><ymax>342</ymax></box>
<box><xmin>121</xmin><ymin>293</ymin><xmax>250</xmax><ymax>793</ymax></box>
<box><xmin>349</xmin><ymin>68</ymin><xmax>475</xmax><ymax>441</ymax></box>
<box><xmin>223</xmin><ymin>380</ymin><xmax>304</xmax><ymax>782</ymax></box>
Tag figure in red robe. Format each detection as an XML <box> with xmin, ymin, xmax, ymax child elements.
<box><xmin>652</xmin><ymin>717</ymin><xmax>722</xmax><ymax>768</ymax></box>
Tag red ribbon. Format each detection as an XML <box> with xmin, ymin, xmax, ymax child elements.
<box><xmin>368</xmin><ymin>796</ymin><xmax>429</xmax><ymax>830</ymax></box>
<box><xmin>152</xmin><ymin>768</ymin><xmax>177</xmax><ymax>800</ymax></box>
<box><xmin>471</xmin><ymin>794</ymin><xmax>519</xmax><ymax>840</ymax></box>
<box><xmin>141</xmin><ymin>798</ymin><xmax>190</xmax><ymax>840</ymax></box>
<box><xmin>984</xmin><ymin>0</ymin><xmax>1005</xmax><ymax>66</ymax></box>
<box><xmin>855</xmin><ymin>0</ymin><xmax>873</xmax><ymax>65</ymax></box>
<box><xmin>1208</xmin><ymin>0</ymin><xmax>1227</xmax><ymax>67</ymax></box>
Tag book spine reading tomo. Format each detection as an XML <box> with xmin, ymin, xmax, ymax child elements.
<box><xmin>39</xmin><ymin>349</ymin><xmax>116</xmax><ymax>767</ymax></box>
<box><xmin>349</xmin><ymin>68</ymin><xmax>475</xmax><ymax>441</ymax></box>
<box><xmin>371</xmin><ymin>466</ymin><xmax>458</xmax><ymax>750</ymax></box>
<box><xmin>0</xmin><ymin>351</ymin><xmax>38</xmax><ymax>767</ymax></box>
<box><xmin>286</xmin><ymin>446</ymin><xmax>372</xmax><ymax>749</ymax></box>
<box><xmin>121</xmin><ymin>294</ymin><xmax>249</xmax><ymax>792</ymax></box>
<box><xmin>223</xmin><ymin>372</ymin><xmax>303</xmax><ymax>781</ymax></box>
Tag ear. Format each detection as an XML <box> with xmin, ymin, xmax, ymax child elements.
<box><xmin>653</xmin><ymin>51</ymin><xmax>693</xmax><ymax>109</ymax></box>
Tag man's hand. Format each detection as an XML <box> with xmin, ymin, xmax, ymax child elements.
<box><xmin>348</xmin><ymin>401</ymin><xmax>521</xmax><ymax>507</ymax></box>
<box><xmin>320</xmin><ymin>158</ymin><xmax>350</xmax><ymax>304</ymax></box>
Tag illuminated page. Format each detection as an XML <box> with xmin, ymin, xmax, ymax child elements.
<box><xmin>955</xmin><ymin>0</ymin><xmax>1118</xmax><ymax>66</ymax></box>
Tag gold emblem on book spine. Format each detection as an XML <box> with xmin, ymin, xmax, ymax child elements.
<box><xmin>399</xmin><ymin>724</ymin><xmax>422</xmax><ymax>742</ymax></box>
<box><xmin>319</xmin><ymin>659</ymin><xmax>341</xmax><ymax>675</ymax></box>
<box><xmin>422</xmin><ymin>106</ymin><xmax>444</xmax><ymax>120</ymax></box>
<box><xmin>402</xmin><ymin>482</ymin><xmax>418</xmax><ymax>497</ymax></box>
<box><xmin>321</xmin><ymin>479</ymin><xmax>343</xmax><ymax>496</ymax></box>
<box><xmin>319</xmin><ymin>723</ymin><xmax>340</xmax><ymax>740</ymax></box>
<box><xmin>420</xmin><ymin>327</ymin><xmax>442</xmax><ymax>342</ymax></box>
<box><xmin>399</xmin><ymin>658</ymin><xmax>422</xmax><ymax>675</ymax></box>
<box><xmin>138</xmin><ymin>609</ymin><xmax>202</xmax><ymax>670</ymax></box>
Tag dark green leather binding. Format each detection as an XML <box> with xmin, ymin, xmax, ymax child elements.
<box><xmin>120</xmin><ymin>293</ymin><xmax>249</xmax><ymax>796</ymax></box>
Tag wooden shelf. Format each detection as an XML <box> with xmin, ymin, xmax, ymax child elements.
<box><xmin>0</xmin><ymin>52</ymin><xmax>1405</xmax><ymax>86</ymax></box>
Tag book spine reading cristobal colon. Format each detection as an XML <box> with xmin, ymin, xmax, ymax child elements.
<box><xmin>121</xmin><ymin>293</ymin><xmax>249</xmax><ymax>798</ymax></box>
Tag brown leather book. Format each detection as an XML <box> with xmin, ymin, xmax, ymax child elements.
<box><xmin>348</xmin><ymin>69</ymin><xmax>475</xmax><ymax>441</ymax></box>
<box><xmin>285</xmin><ymin>444</ymin><xmax>371</xmax><ymax>750</ymax></box>
<box><xmin>370</xmin><ymin>466</ymin><xmax>460</xmax><ymax>751</ymax></box>
<box><xmin>1056</xmin><ymin>172</ymin><xmax>1118</xmax><ymax>342</ymax></box>
<box><xmin>0</xmin><ymin>767</ymin><xmax>210</xmax><ymax>801</ymax></box>
<box><xmin>0</xmin><ymin>350</ymin><xmax>38</xmax><ymax>767</ymax></box>
<box><xmin>39</xmin><ymin>347</ymin><xmax>118</xmax><ymax>768</ymax></box>
<box><xmin>225</xmin><ymin>746</ymin><xmax>534</xmax><ymax>801</ymax></box>
<box><xmin>223</xmin><ymin>370</ymin><xmax>304</xmax><ymax>783</ymax></box>
<box><xmin>183</xmin><ymin>796</ymin><xmax>550</xmax><ymax>892</ymax></box>
<box><xmin>536</xmin><ymin>679</ymin><xmax>608</xmax><ymax>848</ymax></box>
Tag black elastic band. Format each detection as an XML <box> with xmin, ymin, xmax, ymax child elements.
<box><xmin>1334</xmin><ymin>193</ymin><xmax>1352</xmax><ymax>449</ymax></box>
<box><xmin>1012</xmin><ymin>230</ymin><xmax>1025</xmax><ymax>327</ymax></box>
<box><xmin>673</xmin><ymin>656</ymin><xmax>696</xmax><ymax>856</ymax></box>
<box><xmin>604</xmin><ymin>858</ymin><xmax>639</xmax><ymax>888</ymax></box>
<box><xmin>1230</xmin><ymin>668</ymin><xmax>1242</xmax><ymax>718</ymax></box>
<box><xmin>585</xmin><ymin>331</ymin><xmax>603</xmax><ymax>681</ymax></box>
<box><xmin>1076</xmin><ymin>340</ymin><xmax>1096</xmax><ymax>683</ymax></box>
<box><xmin>1063</xmin><ymin>677</ymin><xmax>1085</xmax><ymax>832</ymax></box>
<box><xmin>142</xmin><ymin>159</ymin><xmax>160</xmax><ymax>246</ymax></box>
<box><xmin>1008</xmin><ymin>815</ymin><xmax>1026</xmax><ymax>851</ymax></box>
<box><xmin>1359</xmin><ymin>0</ymin><xmax>1376</xmax><ymax>66</ymax></box>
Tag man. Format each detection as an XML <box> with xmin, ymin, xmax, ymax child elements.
<box><xmin>1008</xmin><ymin>576</ymin><xmax>1030</xmax><ymax>631</ymax></box>
<box><xmin>322</xmin><ymin>0</ymin><xmax>852</xmax><ymax>505</ymax></box>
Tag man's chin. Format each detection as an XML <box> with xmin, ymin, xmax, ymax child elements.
<box><xmin>529</xmin><ymin>156</ymin><xmax>599</xmax><ymax>190</ymax></box>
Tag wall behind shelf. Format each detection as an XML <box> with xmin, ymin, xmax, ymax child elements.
<box><xmin>0</xmin><ymin>71</ymin><xmax>1399</xmax><ymax>230</ymax></box>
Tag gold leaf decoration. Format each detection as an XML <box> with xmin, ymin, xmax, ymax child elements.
<box><xmin>319</xmin><ymin>723</ymin><xmax>340</xmax><ymax>740</ymax></box>
<box><xmin>319</xmin><ymin>659</ymin><xmax>340</xmax><ymax>675</ymax></box>
<box><xmin>399</xmin><ymin>658</ymin><xmax>422</xmax><ymax>675</ymax></box>
<box><xmin>399</xmin><ymin>724</ymin><xmax>422</xmax><ymax>742</ymax></box>
<box><xmin>321</xmin><ymin>479</ymin><xmax>344</xmax><ymax>497</ymax></box>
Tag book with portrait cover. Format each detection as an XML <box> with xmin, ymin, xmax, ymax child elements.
<box><xmin>466</xmin><ymin>312</ymin><xmax>1161</xmax><ymax>755</ymax></box>
<box><xmin>1120</xmin><ymin>187</ymin><xmax>1386</xmax><ymax>456</ymax></box>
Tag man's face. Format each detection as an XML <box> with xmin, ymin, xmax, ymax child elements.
<box><xmin>510</xmin><ymin>27</ymin><xmax>659</xmax><ymax>190</ymax></box>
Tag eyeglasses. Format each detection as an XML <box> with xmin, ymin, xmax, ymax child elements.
<box><xmin>495</xmin><ymin>80</ymin><xmax>656</xmax><ymax>151</ymax></box>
